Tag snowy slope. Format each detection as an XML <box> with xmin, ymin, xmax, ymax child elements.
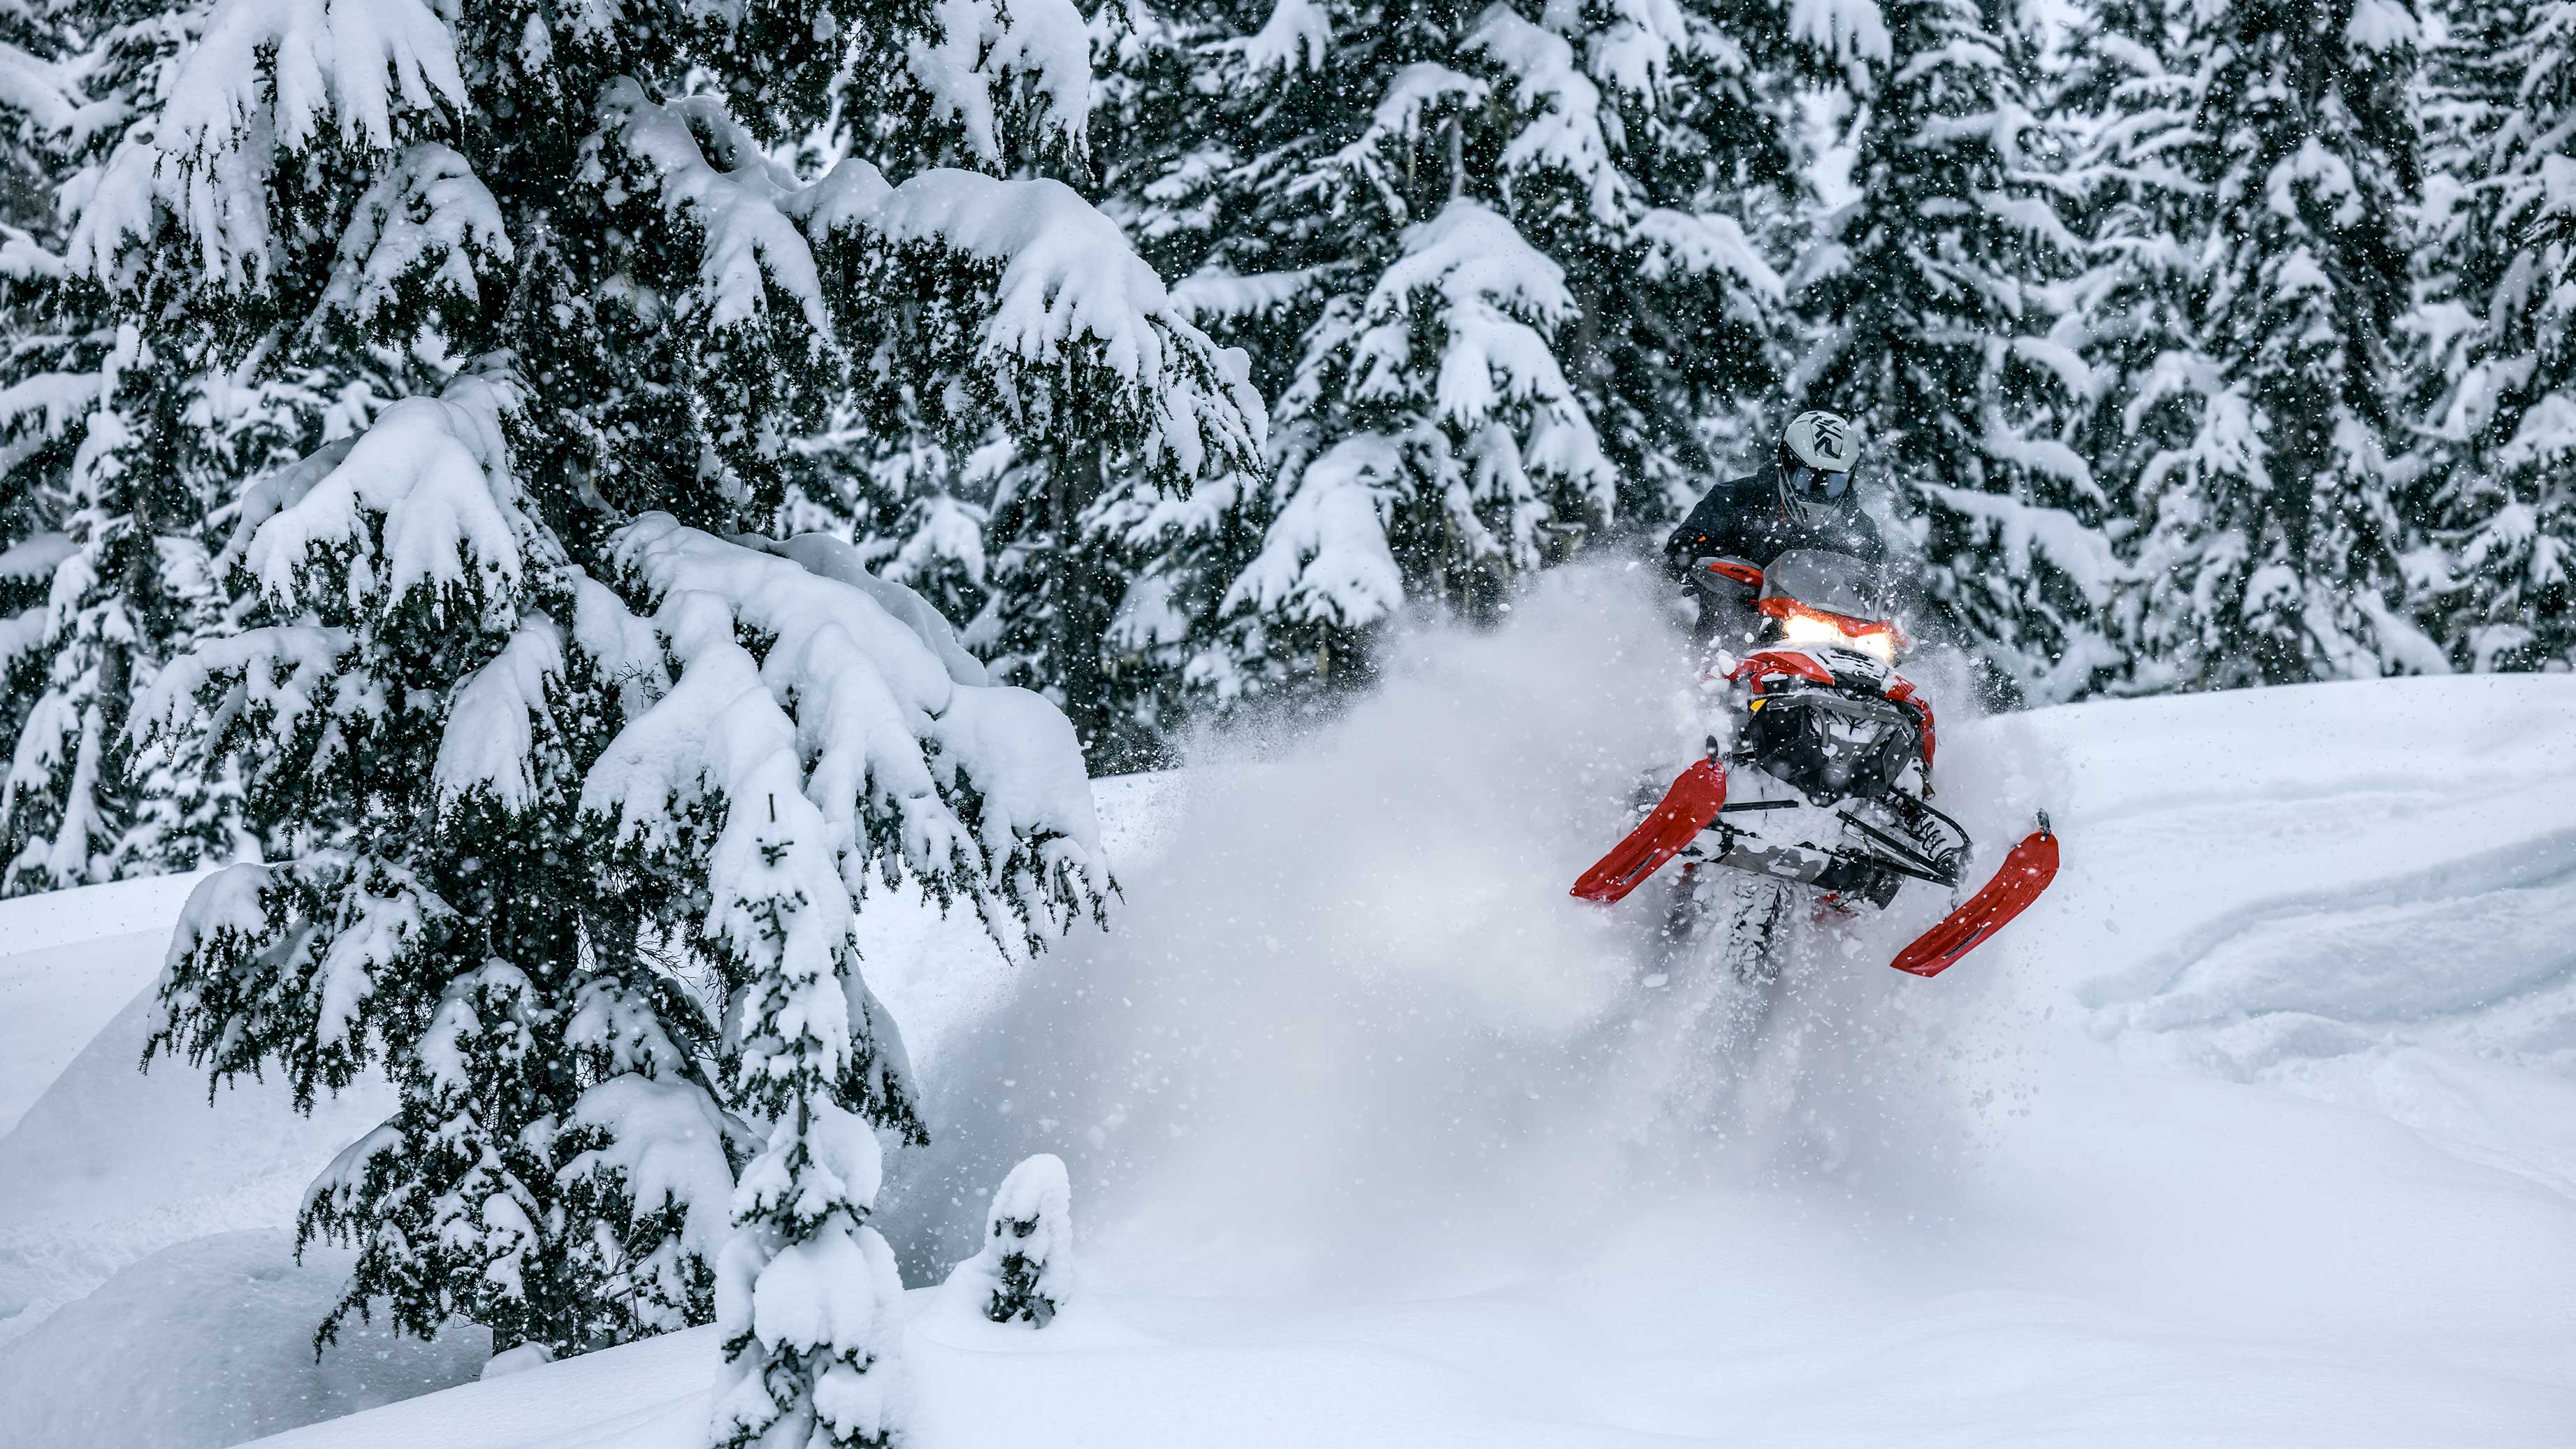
<box><xmin>6</xmin><ymin>570</ymin><xmax>2575</xmax><ymax>1448</ymax></box>
<box><xmin>0</xmin><ymin>870</ymin><xmax>206</xmax><ymax>1136</ymax></box>
<box><xmin>0</xmin><ymin>870</ymin><xmax>403</xmax><ymax>1359</ymax></box>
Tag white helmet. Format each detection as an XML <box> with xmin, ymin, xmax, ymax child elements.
<box><xmin>1782</xmin><ymin>410</ymin><xmax>1860</xmax><ymax>473</ymax></box>
<box><xmin>1778</xmin><ymin>410</ymin><xmax>1860</xmax><ymax>524</ymax></box>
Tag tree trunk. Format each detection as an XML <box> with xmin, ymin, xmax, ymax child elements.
<box><xmin>1043</xmin><ymin>441</ymin><xmax>1113</xmax><ymax>765</ymax></box>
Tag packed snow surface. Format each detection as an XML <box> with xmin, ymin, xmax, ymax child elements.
<box><xmin>4</xmin><ymin>567</ymin><xmax>2573</xmax><ymax>1447</ymax></box>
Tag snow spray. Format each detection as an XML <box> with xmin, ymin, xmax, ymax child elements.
<box><xmin>879</xmin><ymin>563</ymin><xmax>2043</xmax><ymax>1290</ymax></box>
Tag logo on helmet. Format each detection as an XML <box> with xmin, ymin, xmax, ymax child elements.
<box><xmin>1784</xmin><ymin>410</ymin><xmax>1858</xmax><ymax>471</ymax></box>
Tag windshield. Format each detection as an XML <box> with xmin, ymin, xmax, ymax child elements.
<box><xmin>1760</xmin><ymin>549</ymin><xmax>1890</xmax><ymax>623</ymax></box>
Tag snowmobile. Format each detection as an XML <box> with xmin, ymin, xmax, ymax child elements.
<box><xmin>1571</xmin><ymin>548</ymin><xmax>2058</xmax><ymax>979</ymax></box>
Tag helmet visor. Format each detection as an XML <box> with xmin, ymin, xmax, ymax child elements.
<box><xmin>1785</xmin><ymin>463</ymin><xmax>1853</xmax><ymax>503</ymax></box>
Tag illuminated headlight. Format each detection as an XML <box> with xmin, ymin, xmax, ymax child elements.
<box><xmin>1777</xmin><ymin>612</ymin><xmax>1897</xmax><ymax>663</ymax></box>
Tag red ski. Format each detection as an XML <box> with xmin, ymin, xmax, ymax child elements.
<box><xmin>1570</xmin><ymin>758</ymin><xmax>1727</xmax><ymax>904</ymax></box>
<box><xmin>1888</xmin><ymin>817</ymin><xmax>2060</xmax><ymax>977</ymax></box>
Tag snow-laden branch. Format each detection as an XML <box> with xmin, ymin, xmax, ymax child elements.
<box><xmin>74</xmin><ymin>0</ymin><xmax>468</xmax><ymax>286</ymax></box>
<box><xmin>435</xmin><ymin>616</ymin><xmax>564</xmax><ymax>813</ymax></box>
<box><xmin>238</xmin><ymin>373</ymin><xmax>531</xmax><ymax>630</ymax></box>
<box><xmin>602</xmin><ymin>85</ymin><xmax>1265</xmax><ymax>489</ymax></box>
<box><xmin>605</xmin><ymin>84</ymin><xmax>834</xmax><ymax>338</ymax></box>
<box><xmin>1226</xmin><ymin>200</ymin><xmax>1614</xmax><ymax>637</ymax></box>
<box><xmin>1788</xmin><ymin>0</ymin><xmax>1890</xmax><ymax>65</ymax></box>
<box><xmin>314</xmin><ymin>143</ymin><xmax>511</xmax><ymax>333</ymax></box>
<box><xmin>839</xmin><ymin>168</ymin><xmax>1268</xmax><ymax>484</ymax></box>
<box><xmin>1170</xmin><ymin>265</ymin><xmax>1336</xmax><ymax>322</ymax></box>
<box><xmin>1920</xmin><ymin>482</ymin><xmax>2127</xmax><ymax>607</ymax></box>
<box><xmin>0</xmin><ymin>372</ymin><xmax>108</xmax><ymax>438</ymax></box>
<box><xmin>1356</xmin><ymin>202</ymin><xmax>1605</xmax><ymax>484</ymax></box>
<box><xmin>0</xmin><ymin>532</ymin><xmax>74</xmax><ymax>586</ymax></box>
<box><xmin>593</xmin><ymin>513</ymin><xmax>1108</xmax><ymax>957</ymax></box>
<box><xmin>1231</xmin><ymin>0</ymin><xmax>1333</xmax><ymax>73</ymax></box>
<box><xmin>909</xmin><ymin>0</ymin><xmax>1094</xmax><ymax>166</ymax></box>
<box><xmin>1635</xmin><ymin>209</ymin><xmax>1786</xmax><ymax>301</ymax></box>
<box><xmin>1585</xmin><ymin>0</ymin><xmax>1705</xmax><ymax>103</ymax></box>
<box><xmin>0</xmin><ymin>40</ymin><xmax>78</xmax><ymax>137</ymax></box>
<box><xmin>1291</xmin><ymin>61</ymin><xmax>1489</xmax><ymax>225</ymax></box>
<box><xmin>1466</xmin><ymin>6</ymin><xmax>1626</xmax><ymax>226</ymax></box>
<box><xmin>1223</xmin><ymin>435</ymin><xmax>1409</xmax><ymax>628</ymax></box>
<box><xmin>130</xmin><ymin>623</ymin><xmax>353</xmax><ymax>772</ymax></box>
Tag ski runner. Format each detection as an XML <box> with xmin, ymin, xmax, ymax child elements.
<box><xmin>1661</xmin><ymin>410</ymin><xmax>1879</xmax><ymax>647</ymax></box>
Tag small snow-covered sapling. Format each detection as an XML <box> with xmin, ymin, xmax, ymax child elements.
<box><xmin>978</xmin><ymin>1153</ymin><xmax>1073</xmax><ymax>1327</ymax></box>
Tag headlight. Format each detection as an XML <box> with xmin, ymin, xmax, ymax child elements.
<box><xmin>1777</xmin><ymin>613</ymin><xmax>1846</xmax><ymax>647</ymax></box>
<box><xmin>1777</xmin><ymin>612</ymin><xmax>1897</xmax><ymax>662</ymax></box>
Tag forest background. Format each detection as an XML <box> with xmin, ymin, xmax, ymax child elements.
<box><xmin>0</xmin><ymin>0</ymin><xmax>2566</xmax><ymax>886</ymax></box>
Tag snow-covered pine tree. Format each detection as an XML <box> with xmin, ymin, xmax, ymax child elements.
<box><xmin>0</xmin><ymin>20</ymin><xmax>219</xmax><ymax>894</ymax></box>
<box><xmin>1797</xmin><ymin>0</ymin><xmax>2116</xmax><ymax>705</ymax></box>
<box><xmin>2117</xmin><ymin>0</ymin><xmax>2438</xmax><ymax>686</ymax></box>
<box><xmin>0</xmin><ymin>3</ymin><xmax>75</xmax><ymax>815</ymax></box>
<box><xmin>1096</xmin><ymin>0</ymin><xmax>1811</xmax><ymax>710</ymax></box>
<box><xmin>2412</xmin><ymin>0</ymin><xmax>2575</xmax><ymax>670</ymax></box>
<box><xmin>945</xmin><ymin>1151</ymin><xmax>1074</xmax><ymax>1327</ymax></box>
<box><xmin>0</xmin><ymin>320</ymin><xmax>256</xmax><ymax>891</ymax></box>
<box><xmin>2050</xmin><ymin>0</ymin><xmax>2200</xmax><ymax>691</ymax></box>
<box><xmin>113</xmin><ymin>0</ymin><xmax>1257</xmax><ymax>1441</ymax></box>
<box><xmin>779</xmin><ymin>8</ymin><xmax>1205</xmax><ymax>772</ymax></box>
<box><xmin>0</xmin><ymin>0</ymin><xmax>372</xmax><ymax>894</ymax></box>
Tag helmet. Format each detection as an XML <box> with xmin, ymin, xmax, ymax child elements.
<box><xmin>1777</xmin><ymin>410</ymin><xmax>1860</xmax><ymax>524</ymax></box>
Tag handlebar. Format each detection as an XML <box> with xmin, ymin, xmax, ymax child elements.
<box><xmin>1692</xmin><ymin>558</ymin><xmax>1764</xmax><ymax>592</ymax></box>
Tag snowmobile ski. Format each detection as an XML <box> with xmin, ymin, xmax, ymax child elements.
<box><xmin>1888</xmin><ymin>814</ymin><xmax>2060</xmax><ymax>977</ymax></box>
<box><xmin>1570</xmin><ymin>758</ymin><xmax>1728</xmax><ymax>904</ymax></box>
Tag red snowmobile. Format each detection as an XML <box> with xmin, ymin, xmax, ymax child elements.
<box><xmin>1571</xmin><ymin>549</ymin><xmax>2057</xmax><ymax>979</ymax></box>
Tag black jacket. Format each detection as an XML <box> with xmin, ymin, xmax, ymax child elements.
<box><xmin>1660</xmin><ymin>463</ymin><xmax>1887</xmax><ymax>580</ymax></box>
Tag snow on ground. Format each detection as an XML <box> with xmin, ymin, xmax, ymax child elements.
<box><xmin>0</xmin><ymin>1232</ymin><xmax>487</xmax><ymax>1448</ymax></box>
<box><xmin>0</xmin><ymin>870</ymin><xmax>207</xmax><ymax>1134</ymax></box>
<box><xmin>0</xmin><ymin>949</ymin><xmax>400</xmax><ymax>1352</ymax></box>
<box><xmin>4</xmin><ymin>566</ymin><xmax>2574</xmax><ymax>1448</ymax></box>
<box><xmin>0</xmin><ymin>866</ymin><xmax>393</xmax><ymax>1368</ymax></box>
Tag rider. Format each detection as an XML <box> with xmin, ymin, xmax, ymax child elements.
<box><xmin>1666</xmin><ymin>409</ymin><xmax>1953</xmax><ymax>891</ymax></box>
<box><xmin>1663</xmin><ymin>410</ymin><xmax>1879</xmax><ymax>647</ymax></box>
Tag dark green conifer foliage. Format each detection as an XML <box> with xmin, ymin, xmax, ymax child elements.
<box><xmin>2121</xmin><ymin>0</ymin><xmax>2433</xmax><ymax>685</ymax></box>
<box><xmin>2412</xmin><ymin>0</ymin><xmax>2575</xmax><ymax>670</ymax></box>
<box><xmin>1798</xmin><ymin>0</ymin><xmax>2111</xmax><ymax>705</ymax></box>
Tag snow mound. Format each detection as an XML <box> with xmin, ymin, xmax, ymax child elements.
<box><xmin>243</xmin><ymin>1327</ymin><xmax>714</xmax><ymax>1449</ymax></box>
<box><xmin>0</xmin><ymin>986</ymin><xmax>392</xmax><ymax>1345</ymax></box>
<box><xmin>0</xmin><ymin>870</ymin><xmax>207</xmax><ymax>1134</ymax></box>
<box><xmin>2039</xmin><ymin>676</ymin><xmax>2576</xmax><ymax>1192</ymax></box>
<box><xmin>0</xmin><ymin>1232</ymin><xmax>486</xmax><ymax>1449</ymax></box>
